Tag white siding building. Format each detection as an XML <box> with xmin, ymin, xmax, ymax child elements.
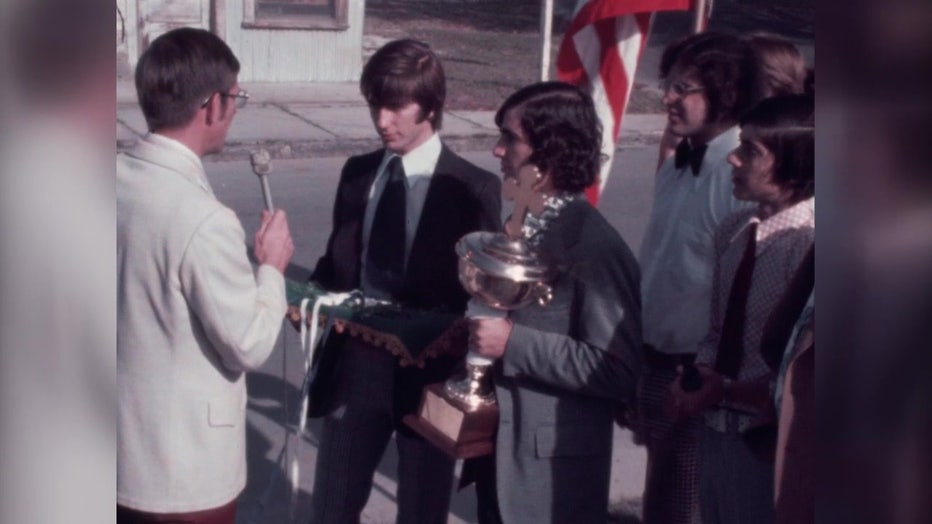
<box><xmin>117</xmin><ymin>0</ymin><xmax>364</xmax><ymax>82</ymax></box>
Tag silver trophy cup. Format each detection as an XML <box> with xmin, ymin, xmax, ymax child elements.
<box><xmin>444</xmin><ymin>231</ymin><xmax>552</xmax><ymax>408</ymax></box>
<box><xmin>404</xmin><ymin>231</ymin><xmax>551</xmax><ymax>458</ymax></box>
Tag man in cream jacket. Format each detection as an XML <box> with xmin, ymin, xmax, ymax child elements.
<box><xmin>117</xmin><ymin>28</ymin><xmax>294</xmax><ymax>523</ymax></box>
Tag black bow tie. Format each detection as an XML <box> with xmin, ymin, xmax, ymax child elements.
<box><xmin>674</xmin><ymin>139</ymin><xmax>708</xmax><ymax>176</ymax></box>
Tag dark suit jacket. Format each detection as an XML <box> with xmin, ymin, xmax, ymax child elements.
<box><xmin>310</xmin><ymin>144</ymin><xmax>501</xmax><ymax>427</ymax></box>
<box><xmin>312</xmin><ymin>145</ymin><xmax>501</xmax><ymax>311</ymax></box>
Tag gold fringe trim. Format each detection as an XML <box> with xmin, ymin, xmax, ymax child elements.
<box><xmin>286</xmin><ymin>306</ymin><xmax>469</xmax><ymax>368</ymax></box>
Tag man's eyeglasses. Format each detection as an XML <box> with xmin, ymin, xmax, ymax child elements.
<box><xmin>201</xmin><ymin>90</ymin><xmax>250</xmax><ymax>109</ymax></box>
<box><xmin>659</xmin><ymin>80</ymin><xmax>705</xmax><ymax>98</ymax></box>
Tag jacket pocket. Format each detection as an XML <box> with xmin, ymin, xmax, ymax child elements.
<box><xmin>207</xmin><ymin>393</ymin><xmax>244</xmax><ymax>428</ymax></box>
<box><xmin>534</xmin><ymin>424</ymin><xmax>609</xmax><ymax>458</ymax></box>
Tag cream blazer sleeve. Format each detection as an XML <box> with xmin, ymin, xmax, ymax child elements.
<box><xmin>179</xmin><ymin>206</ymin><xmax>287</xmax><ymax>372</ymax></box>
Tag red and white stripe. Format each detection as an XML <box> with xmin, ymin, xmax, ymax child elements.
<box><xmin>556</xmin><ymin>0</ymin><xmax>693</xmax><ymax>206</ymax></box>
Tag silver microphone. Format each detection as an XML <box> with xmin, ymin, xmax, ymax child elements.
<box><xmin>249</xmin><ymin>148</ymin><xmax>274</xmax><ymax>212</ymax></box>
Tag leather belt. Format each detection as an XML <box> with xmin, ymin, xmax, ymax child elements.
<box><xmin>703</xmin><ymin>407</ymin><xmax>755</xmax><ymax>434</ymax></box>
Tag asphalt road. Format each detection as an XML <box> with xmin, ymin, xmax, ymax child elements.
<box><xmin>205</xmin><ymin>145</ymin><xmax>659</xmax><ymax>523</ymax></box>
<box><xmin>206</xmin><ymin>146</ymin><xmax>658</xmax><ymax>280</ymax></box>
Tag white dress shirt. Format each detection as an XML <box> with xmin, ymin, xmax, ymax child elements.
<box><xmin>360</xmin><ymin>133</ymin><xmax>442</xmax><ymax>294</ymax></box>
<box><xmin>695</xmin><ymin>199</ymin><xmax>814</xmax><ymax>431</ymax></box>
<box><xmin>639</xmin><ymin>126</ymin><xmax>754</xmax><ymax>355</ymax></box>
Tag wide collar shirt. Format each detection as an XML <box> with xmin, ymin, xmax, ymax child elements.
<box><xmin>695</xmin><ymin>197</ymin><xmax>816</xmax><ymax>381</ymax></box>
<box><xmin>639</xmin><ymin>126</ymin><xmax>753</xmax><ymax>354</ymax></box>
<box><xmin>360</xmin><ymin>132</ymin><xmax>441</xmax><ymax>292</ymax></box>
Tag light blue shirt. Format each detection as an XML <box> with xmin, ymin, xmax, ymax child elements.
<box><xmin>639</xmin><ymin>126</ymin><xmax>754</xmax><ymax>355</ymax></box>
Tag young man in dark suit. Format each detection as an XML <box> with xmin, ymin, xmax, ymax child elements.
<box><xmin>307</xmin><ymin>39</ymin><xmax>502</xmax><ymax>524</ymax></box>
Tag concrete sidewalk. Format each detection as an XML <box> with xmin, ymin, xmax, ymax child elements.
<box><xmin>117</xmin><ymin>80</ymin><xmax>667</xmax><ymax>161</ymax></box>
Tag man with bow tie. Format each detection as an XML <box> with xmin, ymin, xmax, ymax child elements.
<box><xmin>635</xmin><ymin>32</ymin><xmax>763</xmax><ymax>524</ymax></box>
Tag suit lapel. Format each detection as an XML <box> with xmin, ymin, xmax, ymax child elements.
<box><xmin>355</xmin><ymin>155</ymin><xmax>382</xmax><ymax>212</ymax></box>
<box><xmin>351</xmin><ymin>154</ymin><xmax>383</xmax><ymax>282</ymax></box>
<box><xmin>405</xmin><ymin>146</ymin><xmax>457</xmax><ymax>277</ymax></box>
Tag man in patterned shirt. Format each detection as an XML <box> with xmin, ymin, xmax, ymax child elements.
<box><xmin>669</xmin><ymin>94</ymin><xmax>815</xmax><ymax>524</ymax></box>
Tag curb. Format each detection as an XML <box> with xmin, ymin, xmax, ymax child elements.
<box><xmin>117</xmin><ymin>81</ymin><xmax>667</xmax><ymax>162</ymax></box>
<box><xmin>117</xmin><ymin>128</ymin><xmax>665</xmax><ymax>163</ymax></box>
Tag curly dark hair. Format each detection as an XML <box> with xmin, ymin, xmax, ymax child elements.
<box><xmin>661</xmin><ymin>32</ymin><xmax>763</xmax><ymax>124</ymax></box>
<box><xmin>494</xmin><ymin>82</ymin><xmax>603</xmax><ymax>193</ymax></box>
<box><xmin>740</xmin><ymin>94</ymin><xmax>815</xmax><ymax>201</ymax></box>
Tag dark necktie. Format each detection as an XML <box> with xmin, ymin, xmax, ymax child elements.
<box><xmin>366</xmin><ymin>156</ymin><xmax>407</xmax><ymax>298</ymax></box>
<box><xmin>674</xmin><ymin>139</ymin><xmax>708</xmax><ymax>176</ymax></box>
<box><xmin>715</xmin><ymin>223</ymin><xmax>759</xmax><ymax>379</ymax></box>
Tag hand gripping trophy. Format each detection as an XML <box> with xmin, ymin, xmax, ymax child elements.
<box><xmin>405</xmin><ymin>165</ymin><xmax>551</xmax><ymax>458</ymax></box>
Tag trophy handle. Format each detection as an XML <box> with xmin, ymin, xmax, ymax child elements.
<box><xmin>534</xmin><ymin>283</ymin><xmax>553</xmax><ymax>307</ymax></box>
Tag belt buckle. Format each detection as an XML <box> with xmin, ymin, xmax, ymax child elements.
<box><xmin>704</xmin><ymin>408</ymin><xmax>736</xmax><ymax>433</ymax></box>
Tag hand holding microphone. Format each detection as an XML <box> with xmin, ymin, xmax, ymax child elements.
<box><xmin>254</xmin><ymin>210</ymin><xmax>294</xmax><ymax>274</ymax></box>
<box><xmin>250</xmin><ymin>148</ymin><xmax>293</xmax><ymax>273</ymax></box>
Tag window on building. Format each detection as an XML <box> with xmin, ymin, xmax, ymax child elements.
<box><xmin>242</xmin><ymin>0</ymin><xmax>348</xmax><ymax>30</ymax></box>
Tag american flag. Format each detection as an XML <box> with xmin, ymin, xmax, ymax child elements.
<box><xmin>556</xmin><ymin>0</ymin><xmax>697</xmax><ymax>206</ymax></box>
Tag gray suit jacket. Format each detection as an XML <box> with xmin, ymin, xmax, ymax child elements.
<box><xmin>492</xmin><ymin>198</ymin><xmax>642</xmax><ymax>523</ymax></box>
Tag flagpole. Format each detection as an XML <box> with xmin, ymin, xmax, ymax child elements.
<box><xmin>540</xmin><ymin>0</ymin><xmax>554</xmax><ymax>81</ymax></box>
<box><xmin>692</xmin><ymin>0</ymin><xmax>707</xmax><ymax>33</ymax></box>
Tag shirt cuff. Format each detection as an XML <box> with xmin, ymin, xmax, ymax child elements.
<box><xmin>257</xmin><ymin>264</ymin><xmax>287</xmax><ymax>315</ymax></box>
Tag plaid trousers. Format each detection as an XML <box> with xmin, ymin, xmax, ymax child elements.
<box><xmin>636</xmin><ymin>361</ymin><xmax>702</xmax><ymax>524</ymax></box>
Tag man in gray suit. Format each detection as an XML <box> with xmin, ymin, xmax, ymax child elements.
<box><xmin>466</xmin><ymin>82</ymin><xmax>643</xmax><ymax>523</ymax></box>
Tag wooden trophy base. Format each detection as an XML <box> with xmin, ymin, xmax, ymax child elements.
<box><xmin>403</xmin><ymin>383</ymin><xmax>498</xmax><ymax>459</ymax></box>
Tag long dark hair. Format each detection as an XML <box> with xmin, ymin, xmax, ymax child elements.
<box><xmin>661</xmin><ymin>32</ymin><xmax>763</xmax><ymax>124</ymax></box>
<box><xmin>744</xmin><ymin>32</ymin><xmax>808</xmax><ymax>98</ymax></box>
<box><xmin>741</xmin><ymin>94</ymin><xmax>815</xmax><ymax>201</ymax></box>
<box><xmin>360</xmin><ymin>39</ymin><xmax>446</xmax><ymax>129</ymax></box>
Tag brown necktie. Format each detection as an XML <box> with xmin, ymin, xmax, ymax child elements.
<box><xmin>715</xmin><ymin>223</ymin><xmax>758</xmax><ymax>379</ymax></box>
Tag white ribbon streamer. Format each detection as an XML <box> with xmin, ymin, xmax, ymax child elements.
<box><xmin>247</xmin><ymin>289</ymin><xmax>381</xmax><ymax>523</ymax></box>
<box><xmin>289</xmin><ymin>292</ymin><xmax>354</xmax><ymax>520</ymax></box>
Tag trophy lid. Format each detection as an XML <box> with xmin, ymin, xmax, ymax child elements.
<box><xmin>455</xmin><ymin>231</ymin><xmax>549</xmax><ymax>283</ymax></box>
